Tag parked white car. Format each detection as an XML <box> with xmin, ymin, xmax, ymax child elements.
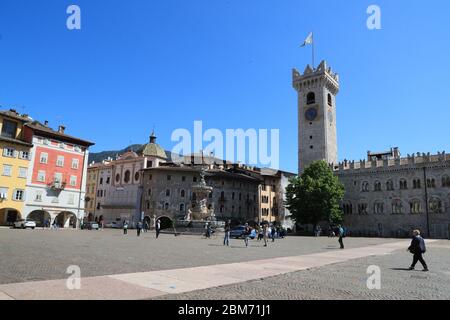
<box><xmin>14</xmin><ymin>219</ymin><xmax>36</xmax><ymax>229</ymax></box>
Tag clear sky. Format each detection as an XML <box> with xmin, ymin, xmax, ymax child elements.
<box><xmin>1</xmin><ymin>0</ymin><xmax>449</xmax><ymax>173</ymax></box>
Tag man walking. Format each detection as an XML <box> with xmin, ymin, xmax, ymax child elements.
<box><xmin>271</xmin><ymin>224</ymin><xmax>276</xmax><ymax>243</ymax></box>
<box><xmin>243</xmin><ymin>223</ymin><xmax>251</xmax><ymax>247</ymax></box>
<box><xmin>136</xmin><ymin>221</ymin><xmax>142</xmax><ymax>237</ymax></box>
<box><xmin>123</xmin><ymin>220</ymin><xmax>128</xmax><ymax>235</ymax></box>
<box><xmin>338</xmin><ymin>225</ymin><xmax>345</xmax><ymax>249</ymax></box>
<box><xmin>223</xmin><ymin>220</ymin><xmax>231</xmax><ymax>246</ymax></box>
<box><xmin>155</xmin><ymin>219</ymin><xmax>161</xmax><ymax>239</ymax></box>
<box><xmin>408</xmin><ymin>229</ymin><xmax>428</xmax><ymax>271</ymax></box>
<box><xmin>143</xmin><ymin>220</ymin><xmax>149</xmax><ymax>233</ymax></box>
<box><xmin>263</xmin><ymin>224</ymin><xmax>268</xmax><ymax>247</ymax></box>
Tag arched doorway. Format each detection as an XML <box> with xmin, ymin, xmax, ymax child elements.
<box><xmin>55</xmin><ymin>211</ymin><xmax>78</xmax><ymax>228</ymax></box>
<box><xmin>156</xmin><ymin>216</ymin><xmax>173</xmax><ymax>230</ymax></box>
<box><xmin>28</xmin><ymin>210</ymin><xmax>51</xmax><ymax>227</ymax></box>
<box><xmin>0</xmin><ymin>208</ymin><xmax>22</xmax><ymax>226</ymax></box>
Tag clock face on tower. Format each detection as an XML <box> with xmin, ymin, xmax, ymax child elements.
<box><xmin>305</xmin><ymin>108</ymin><xmax>318</xmax><ymax>121</ymax></box>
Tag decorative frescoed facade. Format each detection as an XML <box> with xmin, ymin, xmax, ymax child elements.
<box><xmin>22</xmin><ymin>121</ymin><xmax>94</xmax><ymax>228</ymax></box>
<box><xmin>336</xmin><ymin>151</ymin><xmax>450</xmax><ymax>238</ymax></box>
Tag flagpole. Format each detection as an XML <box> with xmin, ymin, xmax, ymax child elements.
<box><xmin>312</xmin><ymin>32</ymin><xmax>315</xmax><ymax>70</ymax></box>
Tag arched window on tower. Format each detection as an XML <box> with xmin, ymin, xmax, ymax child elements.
<box><xmin>400</xmin><ymin>179</ymin><xmax>408</xmax><ymax>190</ymax></box>
<box><xmin>442</xmin><ymin>175</ymin><xmax>450</xmax><ymax>187</ymax></box>
<box><xmin>386</xmin><ymin>180</ymin><xmax>394</xmax><ymax>191</ymax></box>
<box><xmin>307</xmin><ymin>92</ymin><xmax>315</xmax><ymax>105</ymax></box>
<box><xmin>327</xmin><ymin>93</ymin><xmax>332</xmax><ymax>106</ymax></box>
<box><xmin>374</xmin><ymin>181</ymin><xmax>382</xmax><ymax>192</ymax></box>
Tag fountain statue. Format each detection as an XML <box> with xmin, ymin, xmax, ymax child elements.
<box><xmin>190</xmin><ymin>166</ymin><xmax>214</xmax><ymax>221</ymax></box>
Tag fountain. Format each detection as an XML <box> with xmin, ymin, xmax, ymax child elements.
<box><xmin>176</xmin><ymin>165</ymin><xmax>223</xmax><ymax>233</ymax></box>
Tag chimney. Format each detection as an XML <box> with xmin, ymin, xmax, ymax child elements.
<box><xmin>44</xmin><ymin>120</ymin><xmax>49</xmax><ymax>126</ymax></box>
<box><xmin>58</xmin><ymin>125</ymin><xmax>66</xmax><ymax>134</ymax></box>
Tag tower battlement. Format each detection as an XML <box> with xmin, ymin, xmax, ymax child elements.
<box><xmin>293</xmin><ymin>60</ymin><xmax>339</xmax><ymax>95</ymax></box>
<box><xmin>334</xmin><ymin>151</ymin><xmax>450</xmax><ymax>174</ymax></box>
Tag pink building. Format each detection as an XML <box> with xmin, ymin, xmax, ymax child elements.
<box><xmin>22</xmin><ymin>121</ymin><xmax>94</xmax><ymax>228</ymax></box>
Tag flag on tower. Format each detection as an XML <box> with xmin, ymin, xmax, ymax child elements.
<box><xmin>301</xmin><ymin>32</ymin><xmax>313</xmax><ymax>47</ymax></box>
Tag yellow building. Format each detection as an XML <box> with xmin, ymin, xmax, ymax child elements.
<box><xmin>0</xmin><ymin>110</ymin><xmax>33</xmax><ymax>225</ymax></box>
<box><xmin>260</xmin><ymin>178</ymin><xmax>278</xmax><ymax>224</ymax></box>
<box><xmin>84</xmin><ymin>162</ymin><xmax>101</xmax><ymax>221</ymax></box>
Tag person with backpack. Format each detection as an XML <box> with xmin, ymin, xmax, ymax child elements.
<box><xmin>338</xmin><ymin>225</ymin><xmax>345</xmax><ymax>249</ymax></box>
<box><xmin>407</xmin><ymin>229</ymin><xmax>428</xmax><ymax>271</ymax></box>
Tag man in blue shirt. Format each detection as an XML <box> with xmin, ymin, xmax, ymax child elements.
<box><xmin>338</xmin><ymin>225</ymin><xmax>345</xmax><ymax>249</ymax></box>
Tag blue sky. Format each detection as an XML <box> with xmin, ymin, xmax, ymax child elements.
<box><xmin>1</xmin><ymin>0</ymin><xmax>449</xmax><ymax>173</ymax></box>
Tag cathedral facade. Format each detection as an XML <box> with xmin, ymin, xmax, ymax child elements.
<box><xmin>293</xmin><ymin>61</ymin><xmax>450</xmax><ymax>239</ymax></box>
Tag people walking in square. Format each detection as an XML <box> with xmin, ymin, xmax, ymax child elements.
<box><xmin>156</xmin><ymin>219</ymin><xmax>161</xmax><ymax>239</ymax></box>
<box><xmin>338</xmin><ymin>225</ymin><xmax>345</xmax><ymax>249</ymax></box>
<box><xmin>123</xmin><ymin>220</ymin><xmax>128</xmax><ymax>235</ymax></box>
<box><xmin>143</xmin><ymin>220</ymin><xmax>149</xmax><ymax>233</ymax></box>
<box><xmin>243</xmin><ymin>223</ymin><xmax>251</xmax><ymax>247</ymax></box>
<box><xmin>258</xmin><ymin>227</ymin><xmax>264</xmax><ymax>241</ymax></box>
<box><xmin>408</xmin><ymin>229</ymin><xmax>428</xmax><ymax>271</ymax></box>
<box><xmin>136</xmin><ymin>221</ymin><xmax>142</xmax><ymax>237</ymax></box>
<box><xmin>205</xmin><ymin>222</ymin><xmax>211</xmax><ymax>239</ymax></box>
<box><xmin>271</xmin><ymin>225</ymin><xmax>276</xmax><ymax>242</ymax></box>
<box><xmin>223</xmin><ymin>220</ymin><xmax>231</xmax><ymax>246</ymax></box>
<box><xmin>263</xmin><ymin>224</ymin><xmax>268</xmax><ymax>247</ymax></box>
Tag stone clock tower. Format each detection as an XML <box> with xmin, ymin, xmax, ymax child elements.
<box><xmin>292</xmin><ymin>60</ymin><xmax>340</xmax><ymax>173</ymax></box>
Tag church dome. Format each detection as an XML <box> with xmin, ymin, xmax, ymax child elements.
<box><xmin>142</xmin><ymin>131</ymin><xmax>167</xmax><ymax>159</ymax></box>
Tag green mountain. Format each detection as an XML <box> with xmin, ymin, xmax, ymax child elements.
<box><xmin>88</xmin><ymin>144</ymin><xmax>144</xmax><ymax>163</ymax></box>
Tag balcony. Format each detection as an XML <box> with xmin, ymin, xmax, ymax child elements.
<box><xmin>47</xmin><ymin>180</ymin><xmax>67</xmax><ymax>191</ymax></box>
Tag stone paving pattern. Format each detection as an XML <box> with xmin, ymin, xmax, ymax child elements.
<box><xmin>156</xmin><ymin>243</ymin><xmax>450</xmax><ymax>300</ymax></box>
<box><xmin>0</xmin><ymin>228</ymin><xmax>394</xmax><ymax>285</ymax></box>
<box><xmin>1</xmin><ymin>228</ymin><xmax>449</xmax><ymax>300</ymax></box>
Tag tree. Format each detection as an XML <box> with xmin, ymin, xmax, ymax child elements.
<box><xmin>285</xmin><ymin>161</ymin><xmax>345</xmax><ymax>232</ymax></box>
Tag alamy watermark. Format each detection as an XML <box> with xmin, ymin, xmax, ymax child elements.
<box><xmin>66</xmin><ymin>265</ymin><xmax>81</xmax><ymax>290</ymax></box>
<box><xmin>366</xmin><ymin>265</ymin><xmax>381</xmax><ymax>290</ymax></box>
<box><xmin>66</xmin><ymin>5</ymin><xmax>81</xmax><ymax>30</ymax></box>
<box><xmin>367</xmin><ymin>5</ymin><xmax>382</xmax><ymax>30</ymax></box>
<box><xmin>171</xmin><ymin>121</ymin><xmax>280</xmax><ymax>170</ymax></box>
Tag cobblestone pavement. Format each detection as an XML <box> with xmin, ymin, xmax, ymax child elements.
<box><xmin>0</xmin><ymin>228</ymin><xmax>396</xmax><ymax>285</ymax></box>
<box><xmin>155</xmin><ymin>241</ymin><xmax>450</xmax><ymax>300</ymax></box>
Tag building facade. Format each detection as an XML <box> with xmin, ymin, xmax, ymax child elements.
<box><xmin>337</xmin><ymin>152</ymin><xmax>450</xmax><ymax>238</ymax></box>
<box><xmin>293</xmin><ymin>60</ymin><xmax>450</xmax><ymax>239</ymax></box>
<box><xmin>87</xmin><ymin>138</ymin><xmax>295</xmax><ymax>229</ymax></box>
<box><xmin>0</xmin><ymin>110</ymin><xmax>33</xmax><ymax>225</ymax></box>
<box><xmin>22</xmin><ymin>121</ymin><xmax>94</xmax><ymax>228</ymax></box>
<box><xmin>86</xmin><ymin>132</ymin><xmax>168</xmax><ymax>226</ymax></box>
<box><xmin>141</xmin><ymin>164</ymin><xmax>262</xmax><ymax>226</ymax></box>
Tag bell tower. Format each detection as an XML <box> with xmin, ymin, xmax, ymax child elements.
<box><xmin>292</xmin><ymin>60</ymin><xmax>339</xmax><ymax>173</ymax></box>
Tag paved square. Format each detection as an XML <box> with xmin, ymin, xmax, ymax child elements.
<box><xmin>0</xmin><ymin>228</ymin><xmax>449</xmax><ymax>299</ymax></box>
